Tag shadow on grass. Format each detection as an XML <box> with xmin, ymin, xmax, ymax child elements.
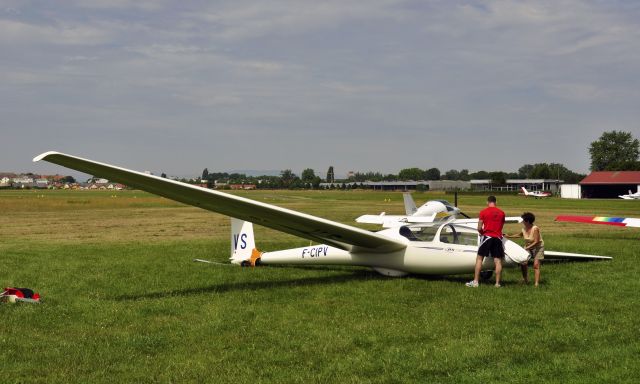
<box><xmin>113</xmin><ymin>269</ymin><xmax>385</xmax><ymax>301</ymax></box>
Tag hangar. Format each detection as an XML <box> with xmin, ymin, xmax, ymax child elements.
<box><xmin>579</xmin><ymin>171</ymin><xmax>640</xmax><ymax>199</ymax></box>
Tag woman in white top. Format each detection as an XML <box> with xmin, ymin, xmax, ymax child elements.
<box><xmin>506</xmin><ymin>212</ymin><xmax>544</xmax><ymax>287</ymax></box>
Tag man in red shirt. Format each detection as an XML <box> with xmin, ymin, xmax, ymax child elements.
<box><xmin>466</xmin><ymin>195</ymin><xmax>506</xmax><ymax>287</ymax></box>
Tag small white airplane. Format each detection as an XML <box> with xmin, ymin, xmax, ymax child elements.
<box><xmin>619</xmin><ymin>190</ymin><xmax>640</xmax><ymax>200</ymax></box>
<box><xmin>356</xmin><ymin>193</ymin><xmax>521</xmax><ymax>228</ymax></box>
<box><xmin>34</xmin><ymin>151</ymin><xmax>611</xmax><ymax>278</ymax></box>
<box><xmin>520</xmin><ymin>187</ymin><xmax>552</xmax><ymax>198</ymax></box>
<box><xmin>555</xmin><ymin>215</ymin><xmax>640</xmax><ymax>228</ymax></box>
<box><xmin>356</xmin><ymin>194</ymin><xmax>465</xmax><ymax>228</ymax></box>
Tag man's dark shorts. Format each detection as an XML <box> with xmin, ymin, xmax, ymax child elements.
<box><xmin>478</xmin><ymin>236</ymin><xmax>505</xmax><ymax>258</ymax></box>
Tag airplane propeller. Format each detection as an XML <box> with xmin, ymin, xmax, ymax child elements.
<box><xmin>453</xmin><ymin>191</ymin><xmax>471</xmax><ymax>218</ymax></box>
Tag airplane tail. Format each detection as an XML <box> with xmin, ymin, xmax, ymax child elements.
<box><xmin>521</xmin><ymin>187</ymin><xmax>529</xmax><ymax>195</ymax></box>
<box><xmin>230</xmin><ymin>218</ymin><xmax>261</xmax><ymax>265</ymax></box>
<box><xmin>403</xmin><ymin>193</ymin><xmax>418</xmax><ymax>215</ymax></box>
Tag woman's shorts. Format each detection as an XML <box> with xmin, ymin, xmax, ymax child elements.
<box><xmin>529</xmin><ymin>246</ymin><xmax>544</xmax><ymax>260</ymax></box>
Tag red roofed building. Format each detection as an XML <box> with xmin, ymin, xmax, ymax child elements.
<box><xmin>579</xmin><ymin>171</ymin><xmax>640</xmax><ymax>198</ymax></box>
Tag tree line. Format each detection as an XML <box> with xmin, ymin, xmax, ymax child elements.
<box><xmin>190</xmin><ymin>130</ymin><xmax>638</xmax><ymax>189</ymax></box>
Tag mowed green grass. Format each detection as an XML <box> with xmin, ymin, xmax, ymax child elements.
<box><xmin>1</xmin><ymin>189</ymin><xmax>639</xmax><ymax>383</ymax></box>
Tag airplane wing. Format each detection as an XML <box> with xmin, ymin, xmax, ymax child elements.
<box><xmin>453</xmin><ymin>217</ymin><xmax>522</xmax><ymax>225</ymax></box>
<box><xmin>355</xmin><ymin>213</ymin><xmax>437</xmax><ymax>227</ymax></box>
<box><xmin>555</xmin><ymin>215</ymin><xmax>640</xmax><ymax>228</ymax></box>
<box><xmin>543</xmin><ymin>251</ymin><xmax>612</xmax><ymax>261</ymax></box>
<box><xmin>34</xmin><ymin>151</ymin><xmax>407</xmax><ymax>253</ymax></box>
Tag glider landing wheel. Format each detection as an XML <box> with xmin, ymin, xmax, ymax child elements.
<box><xmin>240</xmin><ymin>260</ymin><xmax>251</xmax><ymax>267</ymax></box>
<box><xmin>480</xmin><ymin>270</ymin><xmax>493</xmax><ymax>281</ymax></box>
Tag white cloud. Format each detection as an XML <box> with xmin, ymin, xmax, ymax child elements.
<box><xmin>0</xmin><ymin>19</ymin><xmax>112</xmax><ymax>45</ymax></box>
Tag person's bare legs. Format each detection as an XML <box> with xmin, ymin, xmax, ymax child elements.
<box><xmin>494</xmin><ymin>257</ymin><xmax>502</xmax><ymax>286</ymax></box>
<box><xmin>473</xmin><ymin>255</ymin><xmax>484</xmax><ymax>283</ymax></box>
<box><xmin>520</xmin><ymin>263</ymin><xmax>529</xmax><ymax>284</ymax></box>
<box><xmin>533</xmin><ymin>259</ymin><xmax>541</xmax><ymax>287</ymax></box>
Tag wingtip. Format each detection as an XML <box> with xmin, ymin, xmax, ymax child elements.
<box><xmin>33</xmin><ymin>151</ymin><xmax>61</xmax><ymax>162</ymax></box>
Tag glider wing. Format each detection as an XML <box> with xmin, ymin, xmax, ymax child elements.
<box><xmin>555</xmin><ymin>215</ymin><xmax>640</xmax><ymax>228</ymax></box>
<box><xmin>34</xmin><ymin>151</ymin><xmax>407</xmax><ymax>253</ymax></box>
<box><xmin>544</xmin><ymin>250</ymin><xmax>612</xmax><ymax>261</ymax></box>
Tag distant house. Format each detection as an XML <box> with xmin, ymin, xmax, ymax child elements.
<box><xmin>35</xmin><ymin>178</ymin><xmax>49</xmax><ymax>188</ymax></box>
<box><xmin>13</xmin><ymin>176</ymin><xmax>34</xmax><ymax>184</ymax></box>
<box><xmin>229</xmin><ymin>184</ymin><xmax>257</xmax><ymax>190</ymax></box>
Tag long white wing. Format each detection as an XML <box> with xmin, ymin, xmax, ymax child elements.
<box><xmin>34</xmin><ymin>151</ymin><xmax>406</xmax><ymax>253</ymax></box>
<box><xmin>544</xmin><ymin>251</ymin><xmax>612</xmax><ymax>261</ymax></box>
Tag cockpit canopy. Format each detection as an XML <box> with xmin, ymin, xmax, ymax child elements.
<box><xmin>399</xmin><ymin>223</ymin><xmax>478</xmax><ymax>245</ymax></box>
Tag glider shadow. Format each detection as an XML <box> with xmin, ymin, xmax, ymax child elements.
<box><xmin>113</xmin><ymin>269</ymin><xmax>384</xmax><ymax>301</ymax></box>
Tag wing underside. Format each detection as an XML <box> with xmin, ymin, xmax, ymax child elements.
<box><xmin>34</xmin><ymin>151</ymin><xmax>406</xmax><ymax>253</ymax></box>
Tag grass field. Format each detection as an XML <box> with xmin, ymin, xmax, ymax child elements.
<box><xmin>1</xmin><ymin>189</ymin><xmax>639</xmax><ymax>383</ymax></box>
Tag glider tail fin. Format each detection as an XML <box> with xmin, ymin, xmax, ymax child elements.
<box><xmin>403</xmin><ymin>193</ymin><xmax>418</xmax><ymax>215</ymax></box>
<box><xmin>521</xmin><ymin>187</ymin><xmax>529</xmax><ymax>195</ymax></box>
<box><xmin>230</xmin><ymin>218</ymin><xmax>261</xmax><ymax>265</ymax></box>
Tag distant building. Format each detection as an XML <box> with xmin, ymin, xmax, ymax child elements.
<box><xmin>579</xmin><ymin>171</ymin><xmax>640</xmax><ymax>198</ymax></box>
<box><xmin>229</xmin><ymin>184</ymin><xmax>257</xmax><ymax>190</ymax></box>
<box><xmin>35</xmin><ymin>178</ymin><xmax>49</xmax><ymax>188</ymax></box>
<box><xmin>470</xmin><ymin>179</ymin><xmax>562</xmax><ymax>193</ymax></box>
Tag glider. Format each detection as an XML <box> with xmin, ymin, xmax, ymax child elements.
<box><xmin>356</xmin><ymin>193</ymin><xmax>521</xmax><ymax>228</ymax></box>
<box><xmin>555</xmin><ymin>215</ymin><xmax>640</xmax><ymax>228</ymax></box>
<box><xmin>35</xmin><ymin>151</ymin><xmax>611</xmax><ymax>277</ymax></box>
<box><xmin>520</xmin><ymin>187</ymin><xmax>552</xmax><ymax>198</ymax></box>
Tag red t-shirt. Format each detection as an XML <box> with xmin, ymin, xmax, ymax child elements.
<box><xmin>479</xmin><ymin>206</ymin><xmax>505</xmax><ymax>238</ymax></box>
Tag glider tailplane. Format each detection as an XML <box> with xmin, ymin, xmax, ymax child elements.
<box><xmin>230</xmin><ymin>219</ymin><xmax>261</xmax><ymax>266</ymax></box>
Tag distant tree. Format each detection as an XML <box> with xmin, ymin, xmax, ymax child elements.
<box><xmin>425</xmin><ymin>168</ymin><xmax>441</xmax><ymax>180</ymax></box>
<box><xmin>470</xmin><ymin>170</ymin><xmax>490</xmax><ymax>179</ymax></box>
<box><xmin>161</xmin><ymin>172</ymin><xmax>167</xmax><ymax>178</ymax></box>
<box><xmin>590</xmin><ymin>131</ymin><xmax>640</xmax><ymax>171</ymax></box>
<box><xmin>398</xmin><ymin>167</ymin><xmax>424</xmax><ymax>181</ymax></box>
<box><xmin>301</xmin><ymin>168</ymin><xmax>316</xmax><ymax>183</ymax></box>
<box><xmin>530</xmin><ymin>164</ymin><xmax>551</xmax><ymax>179</ymax></box>
<box><xmin>352</xmin><ymin>171</ymin><xmax>383</xmax><ymax>182</ymax></box>
<box><xmin>202</xmin><ymin>168</ymin><xmax>209</xmax><ymax>180</ymax></box>
<box><xmin>443</xmin><ymin>169</ymin><xmax>460</xmax><ymax>180</ymax></box>
<box><xmin>459</xmin><ymin>169</ymin><xmax>470</xmax><ymax>181</ymax></box>
<box><xmin>280</xmin><ymin>169</ymin><xmax>297</xmax><ymax>188</ymax></box>
<box><xmin>518</xmin><ymin>164</ymin><xmax>535</xmax><ymax>178</ymax></box>
<box><xmin>489</xmin><ymin>171</ymin><xmax>507</xmax><ymax>186</ymax></box>
<box><xmin>312</xmin><ymin>176</ymin><xmax>322</xmax><ymax>189</ymax></box>
<box><xmin>61</xmin><ymin>176</ymin><xmax>76</xmax><ymax>183</ymax></box>
<box><xmin>383</xmin><ymin>173</ymin><xmax>398</xmax><ymax>181</ymax></box>
<box><xmin>326</xmin><ymin>166</ymin><xmax>335</xmax><ymax>183</ymax></box>
<box><xmin>519</xmin><ymin>162</ymin><xmax>585</xmax><ymax>183</ymax></box>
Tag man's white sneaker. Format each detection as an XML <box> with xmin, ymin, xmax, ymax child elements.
<box><xmin>465</xmin><ymin>281</ymin><xmax>479</xmax><ymax>288</ymax></box>
<box><xmin>495</xmin><ymin>283</ymin><xmax>502</xmax><ymax>288</ymax></box>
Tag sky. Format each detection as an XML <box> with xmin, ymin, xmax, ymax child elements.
<box><xmin>2</xmin><ymin>0</ymin><xmax>640</xmax><ymax>180</ymax></box>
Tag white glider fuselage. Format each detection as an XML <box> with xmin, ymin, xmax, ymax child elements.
<box><xmin>241</xmin><ymin>223</ymin><xmax>529</xmax><ymax>277</ymax></box>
